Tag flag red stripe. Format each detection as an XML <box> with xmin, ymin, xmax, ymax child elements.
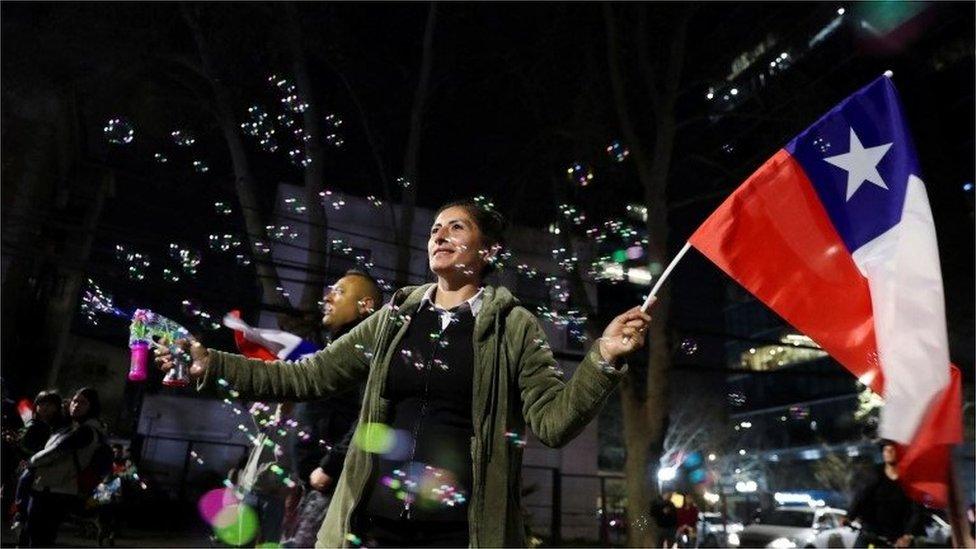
<box><xmin>897</xmin><ymin>365</ymin><xmax>963</xmax><ymax>508</ymax></box>
<box><xmin>689</xmin><ymin>149</ymin><xmax>885</xmax><ymax>393</ymax></box>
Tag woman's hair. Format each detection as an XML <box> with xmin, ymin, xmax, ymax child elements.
<box><xmin>435</xmin><ymin>199</ymin><xmax>508</xmax><ymax>275</ymax></box>
<box><xmin>73</xmin><ymin>387</ymin><xmax>102</xmax><ymax>421</ymax></box>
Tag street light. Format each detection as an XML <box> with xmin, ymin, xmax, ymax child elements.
<box><xmin>657</xmin><ymin>466</ymin><xmax>677</xmax><ymax>482</ymax></box>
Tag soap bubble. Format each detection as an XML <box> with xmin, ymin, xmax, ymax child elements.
<box><xmin>789</xmin><ymin>405</ymin><xmax>810</xmax><ymax>420</ymax></box>
<box><xmin>680</xmin><ymin>339</ymin><xmax>698</xmax><ymax>355</ymax></box>
<box><xmin>276</xmin><ymin>113</ymin><xmax>295</xmax><ymax>128</ymax></box>
<box><xmin>606</xmin><ymin>141</ymin><xmax>629</xmax><ymax>162</ymax></box>
<box><xmin>727</xmin><ymin>391</ymin><xmax>746</xmax><ymax>407</ymax></box>
<box><xmin>281</xmin><ymin>94</ymin><xmax>309</xmax><ymax>114</ymax></box>
<box><xmin>353</xmin><ymin>422</ymin><xmax>395</xmax><ymax>454</ymax></box>
<box><xmin>103</xmin><ymin>118</ymin><xmax>134</xmax><ymax>145</ymax></box>
<box><xmin>213</xmin><ymin>503</ymin><xmax>259</xmax><ymax>546</ymax></box>
<box><xmin>193</xmin><ymin>160</ymin><xmax>209</xmax><ymax>173</ymax></box>
<box><xmin>198</xmin><ymin>487</ymin><xmax>238</xmax><ymax>525</ymax></box>
<box><xmin>325</xmin><ymin>133</ymin><xmax>344</xmax><ymax>148</ymax></box>
<box><xmin>396</xmin><ymin>176</ymin><xmax>412</xmax><ymax>189</ymax></box>
<box><xmin>214</xmin><ymin>201</ymin><xmax>232</xmax><ymax>216</ymax></box>
<box><xmin>324</xmin><ymin>113</ymin><xmax>343</xmax><ymax>129</ymax></box>
<box><xmin>168</xmin><ymin>243</ymin><xmax>201</xmax><ymax>275</ymax></box>
<box><xmin>171</xmin><ymin>130</ymin><xmax>196</xmax><ymax>147</ymax></box>
<box><xmin>566</xmin><ymin>162</ymin><xmax>593</xmax><ymax>186</ymax></box>
<box><xmin>283</xmin><ymin>197</ymin><xmax>307</xmax><ymax>215</ymax></box>
<box><xmin>154</xmin><ymin>153</ymin><xmax>168</xmax><ymax>163</ymax></box>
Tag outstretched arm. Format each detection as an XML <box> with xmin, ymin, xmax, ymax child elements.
<box><xmin>157</xmin><ymin>308</ymin><xmax>387</xmax><ymax>402</ymax></box>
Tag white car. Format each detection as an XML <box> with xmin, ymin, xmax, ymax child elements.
<box><xmin>811</xmin><ymin>514</ymin><xmax>952</xmax><ymax>548</ymax></box>
<box><xmin>727</xmin><ymin>506</ymin><xmax>847</xmax><ymax>548</ymax></box>
<box><xmin>698</xmin><ymin>511</ymin><xmax>744</xmax><ymax>547</ymax></box>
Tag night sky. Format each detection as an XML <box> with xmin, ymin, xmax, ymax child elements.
<box><xmin>2</xmin><ymin>2</ymin><xmax>973</xmax><ymax>377</ymax></box>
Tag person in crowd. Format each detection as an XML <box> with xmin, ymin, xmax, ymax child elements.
<box><xmin>23</xmin><ymin>387</ymin><xmax>105</xmax><ymax>547</ymax></box>
<box><xmin>10</xmin><ymin>390</ymin><xmax>65</xmax><ymax>538</ymax></box>
<box><xmin>846</xmin><ymin>440</ymin><xmax>923</xmax><ymax>548</ymax></box>
<box><xmin>1</xmin><ymin>381</ymin><xmax>25</xmax><ymax>514</ymax></box>
<box><xmin>282</xmin><ymin>271</ymin><xmax>380</xmax><ymax>547</ymax></box>
<box><xmin>93</xmin><ymin>444</ymin><xmax>139</xmax><ymax>546</ymax></box>
<box><xmin>650</xmin><ymin>490</ymin><xmax>678</xmax><ymax>548</ymax></box>
<box><xmin>675</xmin><ymin>494</ymin><xmax>699</xmax><ymax>546</ymax></box>
<box><xmin>159</xmin><ymin>198</ymin><xmax>653</xmax><ymax>547</ymax></box>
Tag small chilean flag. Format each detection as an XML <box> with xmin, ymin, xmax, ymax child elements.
<box><xmin>222</xmin><ymin>310</ymin><xmax>319</xmax><ymax>362</ymax></box>
<box><xmin>689</xmin><ymin>74</ymin><xmax>961</xmax><ymax>507</ymax></box>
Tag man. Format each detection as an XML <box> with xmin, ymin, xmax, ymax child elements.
<box><xmin>282</xmin><ymin>270</ymin><xmax>380</xmax><ymax>547</ymax></box>
<box><xmin>650</xmin><ymin>491</ymin><xmax>678</xmax><ymax>548</ymax></box>
<box><xmin>11</xmin><ymin>390</ymin><xmax>64</xmax><ymax>539</ymax></box>
<box><xmin>846</xmin><ymin>440</ymin><xmax>923</xmax><ymax>548</ymax></box>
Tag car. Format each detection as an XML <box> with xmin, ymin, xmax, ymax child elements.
<box><xmin>811</xmin><ymin>513</ymin><xmax>953</xmax><ymax>548</ymax></box>
<box><xmin>727</xmin><ymin>506</ymin><xmax>847</xmax><ymax>548</ymax></box>
<box><xmin>698</xmin><ymin>511</ymin><xmax>744</xmax><ymax>547</ymax></box>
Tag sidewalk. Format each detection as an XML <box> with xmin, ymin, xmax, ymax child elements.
<box><xmin>1</xmin><ymin>518</ymin><xmax>213</xmax><ymax>548</ymax></box>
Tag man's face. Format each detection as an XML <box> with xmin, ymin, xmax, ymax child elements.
<box><xmin>36</xmin><ymin>401</ymin><xmax>58</xmax><ymax>423</ymax></box>
<box><xmin>428</xmin><ymin>206</ymin><xmax>488</xmax><ymax>278</ymax></box>
<box><xmin>322</xmin><ymin>275</ymin><xmax>371</xmax><ymax>332</ymax></box>
<box><xmin>882</xmin><ymin>443</ymin><xmax>898</xmax><ymax>465</ymax></box>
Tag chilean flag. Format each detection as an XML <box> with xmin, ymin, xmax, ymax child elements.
<box><xmin>689</xmin><ymin>74</ymin><xmax>962</xmax><ymax>507</ymax></box>
<box><xmin>222</xmin><ymin>310</ymin><xmax>319</xmax><ymax>361</ymax></box>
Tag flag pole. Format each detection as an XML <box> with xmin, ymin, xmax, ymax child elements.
<box><xmin>948</xmin><ymin>459</ymin><xmax>975</xmax><ymax>548</ymax></box>
<box><xmin>640</xmin><ymin>242</ymin><xmax>691</xmax><ymax>312</ymax></box>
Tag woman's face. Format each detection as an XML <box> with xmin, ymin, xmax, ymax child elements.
<box><xmin>69</xmin><ymin>393</ymin><xmax>90</xmax><ymax>419</ymax></box>
<box><xmin>428</xmin><ymin>206</ymin><xmax>487</xmax><ymax>280</ymax></box>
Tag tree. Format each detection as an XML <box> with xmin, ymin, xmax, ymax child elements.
<box><xmin>603</xmin><ymin>4</ymin><xmax>694</xmax><ymax>546</ymax></box>
<box><xmin>393</xmin><ymin>2</ymin><xmax>437</xmax><ymax>287</ymax></box>
<box><xmin>181</xmin><ymin>5</ymin><xmax>294</xmax><ymax>320</ymax></box>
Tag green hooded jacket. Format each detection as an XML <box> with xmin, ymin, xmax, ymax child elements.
<box><xmin>201</xmin><ymin>284</ymin><xmax>627</xmax><ymax>547</ymax></box>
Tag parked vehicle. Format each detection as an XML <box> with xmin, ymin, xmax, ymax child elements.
<box><xmin>697</xmin><ymin>511</ymin><xmax>744</xmax><ymax>547</ymax></box>
<box><xmin>727</xmin><ymin>506</ymin><xmax>847</xmax><ymax>548</ymax></box>
<box><xmin>811</xmin><ymin>513</ymin><xmax>952</xmax><ymax>548</ymax></box>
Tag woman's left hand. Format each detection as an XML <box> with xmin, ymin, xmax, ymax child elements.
<box><xmin>599</xmin><ymin>302</ymin><xmax>654</xmax><ymax>363</ymax></box>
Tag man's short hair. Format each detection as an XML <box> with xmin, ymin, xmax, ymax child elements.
<box><xmin>343</xmin><ymin>269</ymin><xmax>382</xmax><ymax>306</ymax></box>
<box><xmin>34</xmin><ymin>390</ymin><xmax>62</xmax><ymax>408</ymax></box>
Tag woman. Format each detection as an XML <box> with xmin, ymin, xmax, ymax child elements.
<box><xmin>23</xmin><ymin>387</ymin><xmax>105</xmax><ymax>547</ymax></box>
<box><xmin>159</xmin><ymin>199</ymin><xmax>653</xmax><ymax>547</ymax></box>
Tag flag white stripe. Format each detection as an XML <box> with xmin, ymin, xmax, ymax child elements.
<box><xmin>851</xmin><ymin>175</ymin><xmax>950</xmax><ymax>443</ymax></box>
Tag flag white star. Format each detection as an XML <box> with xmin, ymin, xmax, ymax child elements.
<box><xmin>823</xmin><ymin>128</ymin><xmax>893</xmax><ymax>201</ymax></box>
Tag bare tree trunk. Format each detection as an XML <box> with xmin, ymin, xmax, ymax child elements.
<box><xmin>47</xmin><ymin>169</ymin><xmax>114</xmax><ymax>386</ymax></box>
<box><xmin>395</xmin><ymin>2</ymin><xmax>437</xmax><ymax>287</ymax></box>
<box><xmin>182</xmin><ymin>6</ymin><xmax>291</xmax><ymax>314</ymax></box>
<box><xmin>604</xmin><ymin>4</ymin><xmax>691</xmax><ymax>546</ymax></box>
<box><xmin>282</xmin><ymin>3</ymin><xmax>329</xmax><ymax>336</ymax></box>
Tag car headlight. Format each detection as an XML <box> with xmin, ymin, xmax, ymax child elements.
<box><xmin>768</xmin><ymin>537</ymin><xmax>796</xmax><ymax>549</ymax></box>
<box><xmin>727</xmin><ymin>532</ymin><xmax>740</xmax><ymax>546</ymax></box>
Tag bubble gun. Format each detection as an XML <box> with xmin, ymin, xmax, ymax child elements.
<box><xmin>128</xmin><ymin>308</ymin><xmax>192</xmax><ymax>387</ymax></box>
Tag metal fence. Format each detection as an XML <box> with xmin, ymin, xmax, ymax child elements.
<box><xmin>522</xmin><ymin>465</ymin><xmax>628</xmax><ymax>547</ymax></box>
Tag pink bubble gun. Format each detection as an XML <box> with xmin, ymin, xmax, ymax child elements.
<box><xmin>129</xmin><ymin>309</ymin><xmax>192</xmax><ymax>387</ymax></box>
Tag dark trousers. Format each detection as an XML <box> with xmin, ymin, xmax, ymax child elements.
<box><xmin>24</xmin><ymin>490</ymin><xmax>77</xmax><ymax>547</ymax></box>
<box><xmin>13</xmin><ymin>468</ymin><xmax>34</xmax><ymax>519</ymax></box>
<box><xmin>282</xmin><ymin>489</ymin><xmax>331</xmax><ymax>548</ymax></box>
<box><xmin>360</xmin><ymin>515</ymin><xmax>469</xmax><ymax>548</ymax></box>
<box><xmin>854</xmin><ymin>531</ymin><xmax>896</xmax><ymax>548</ymax></box>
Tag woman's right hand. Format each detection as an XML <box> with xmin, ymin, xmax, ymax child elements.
<box><xmin>154</xmin><ymin>338</ymin><xmax>211</xmax><ymax>379</ymax></box>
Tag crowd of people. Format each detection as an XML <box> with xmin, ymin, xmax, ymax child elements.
<box><xmin>1</xmin><ymin>384</ymin><xmax>139</xmax><ymax>547</ymax></box>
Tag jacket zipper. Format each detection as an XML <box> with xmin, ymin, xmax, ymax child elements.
<box><xmin>342</xmin><ymin>301</ymin><xmax>404</xmax><ymax>542</ymax></box>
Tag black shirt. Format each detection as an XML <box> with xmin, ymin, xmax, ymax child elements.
<box><xmin>848</xmin><ymin>466</ymin><xmax>923</xmax><ymax>540</ymax></box>
<box><xmin>363</xmin><ymin>302</ymin><xmax>475</xmax><ymax>522</ymax></box>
